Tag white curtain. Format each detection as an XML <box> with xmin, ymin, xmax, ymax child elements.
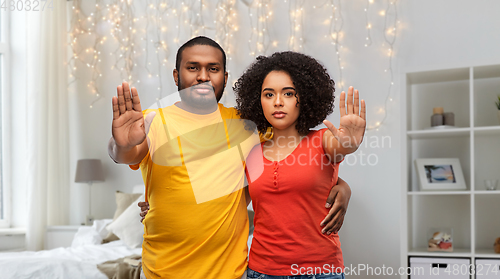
<box><xmin>25</xmin><ymin>1</ymin><xmax>70</xmax><ymax>251</ymax></box>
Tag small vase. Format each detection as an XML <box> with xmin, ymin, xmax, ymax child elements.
<box><xmin>498</xmin><ymin>110</ymin><xmax>500</xmax><ymax>124</ymax></box>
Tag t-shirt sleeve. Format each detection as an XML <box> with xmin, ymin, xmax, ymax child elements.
<box><xmin>129</xmin><ymin>150</ymin><xmax>149</xmax><ymax>170</ymax></box>
<box><xmin>129</xmin><ymin>163</ymin><xmax>140</xmax><ymax>170</ymax></box>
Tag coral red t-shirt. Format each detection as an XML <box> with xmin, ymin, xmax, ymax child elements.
<box><xmin>246</xmin><ymin>128</ymin><xmax>344</xmax><ymax>275</ymax></box>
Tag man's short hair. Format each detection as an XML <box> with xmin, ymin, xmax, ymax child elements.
<box><xmin>175</xmin><ymin>36</ymin><xmax>227</xmax><ymax>73</ymax></box>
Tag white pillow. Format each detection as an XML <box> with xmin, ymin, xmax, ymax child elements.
<box><xmin>106</xmin><ymin>194</ymin><xmax>144</xmax><ymax>249</ymax></box>
<box><xmin>93</xmin><ymin>219</ymin><xmax>114</xmax><ymax>239</ymax></box>
<box><xmin>72</xmin><ymin>219</ymin><xmax>114</xmax><ymax>247</ymax></box>
<box><xmin>71</xmin><ymin>226</ymin><xmax>103</xmax><ymax>247</ymax></box>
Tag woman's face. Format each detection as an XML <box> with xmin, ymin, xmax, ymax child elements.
<box><xmin>260</xmin><ymin>71</ymin><xmax>300</xmax><ymax>132</ymax></box>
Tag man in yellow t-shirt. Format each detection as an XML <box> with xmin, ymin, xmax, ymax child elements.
<box><xmin>109</xmin><ymin>36</ymin><xmax>259</xmax><ymax>278</ymax></box>
<box><xmin>108</xmin><ymin>36</ymin><xmax>351</xmax><ymax>279</ymax></box>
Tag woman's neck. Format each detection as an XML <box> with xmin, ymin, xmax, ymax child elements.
<box><xmin>263</xmin><ymin>125</ymin><xmax>305</xmax><ymax>162</ymax></box>
<box><xmin>268</xmin><ymin>125</ymin><xmax>302</xmax><ymax>147</ymax></box>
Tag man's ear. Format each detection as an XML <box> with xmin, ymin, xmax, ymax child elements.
<box><xmin>173</xmin><ymin>69</ymin><xmax>179</xmax><ymax>86</ymax></box>
<box><xmin>224</xmin><ymin>71</ymin><xmax>228</xmax><ymax>89</ymax></box>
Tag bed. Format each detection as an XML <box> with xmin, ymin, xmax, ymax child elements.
<box><xmin>0</xmin><ymin>238</ymin><xmax>141</xmax><ymax>279</ymax></box>
<box><xmin>0</xmin><ymin>189</ymin><xmax>146</xmax><ymax>279</ymax></box>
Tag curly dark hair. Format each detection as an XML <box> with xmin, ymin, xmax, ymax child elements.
<box><xmin>234</xmin><ymin>51</ymin><xmax>335</xmax><ymax>136</ymax></box>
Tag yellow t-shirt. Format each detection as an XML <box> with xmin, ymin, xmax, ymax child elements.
<box><xmin>130</xmin><ymin>103</ymin><xmax>262</xmax><ymax>279</ymax></box>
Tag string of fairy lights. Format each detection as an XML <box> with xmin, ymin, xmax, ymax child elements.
<box><xmin>364</xmin><ymin>0</ymin><xmax>373</xmax><ymax>47</ymax></box>
<box><xmin>327</xmin><ymin>0</ymin><xmax>345</xmax><ymax>92</ymax></box>
<box><xmin>367</xmin><ymin>0</ymin><xmax>399</xmax><ymax>131</ymax></box>
<box><xmin>287</xmin><ymin>0</ymin><xmax>305</xmax><ymax>52</ymax></box>
<box><xmin>68</xmin><ymin>0</ymin><xmax>399</xmax><ymax>130</ymax></box>
<box><xmin>215</xmin><ymin>0</ymin><xmax>237</xmax><ymax>61</ymax></box>
<box><xmin>242</xmin><ymin>0</ymin><xmax>272</xmax><ymax>56</ymax></box>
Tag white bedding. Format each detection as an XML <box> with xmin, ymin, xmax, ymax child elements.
<box><xmin>0</xmin><ymin>219</ymin><xmax>142</xmax><ymax>279</ymax></box>
<box><xmin>0</xmin><ymin>240</ymin><xmax>141</xmax><ymax>279</ymax></box>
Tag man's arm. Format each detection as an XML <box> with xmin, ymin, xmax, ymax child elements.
<box><xmin>138</xmin><ymin>179</ymin><xmax>351</xmax><ymax>230</ymax></box>
<box><xmin>108</xmin><ymin>137</ymin><xmax>149</xmax><ymax>165</ymax></box>
<box><xmin>320</xmin><ymin>177</ymin><xmax>351</xmax><ymax>235</ymax></box>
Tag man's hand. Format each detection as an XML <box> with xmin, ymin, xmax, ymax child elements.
<box><xmin>109</xmin><ymin>81</ymin><xmax>155</xmax><ymax>164</ymax></box>
<box><xmin>138</xmin><ymin>201</ymin><xmax>149</xmax><ymax>223</ymax></box>
<box><xmin>112</xmin><ymin>82</ymin><xmax>152</xmax><ymax>149</ymax></box>
<box><xmin>320</xmin><ymin>177</ymin><xmax>351</xmax><ymax>235</ymax></box>
<box><xmin>323</xmin><ymin>86</ymin><xmax>366</xmax><ymax>157</ymax></box>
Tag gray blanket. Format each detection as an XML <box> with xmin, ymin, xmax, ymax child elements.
<box><xmin>97</xmin><ymin>255</ymin><xmax>142</xmax><ymax>279</ymax></box>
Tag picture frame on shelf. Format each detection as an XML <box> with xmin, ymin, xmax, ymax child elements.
<box><xmin>415</xmin><ymin>158</ymin><xmax>466</xmax><ymax>191</ymax></box>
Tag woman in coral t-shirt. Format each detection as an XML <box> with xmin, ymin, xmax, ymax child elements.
<box><xmin>234</xmin><ymin>51</ymin><xmax>366</xmax><ymax>278</ymax></box>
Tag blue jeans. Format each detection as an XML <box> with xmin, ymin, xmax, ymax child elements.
<box><xmin>247</xmin><ymin>268</ymin><xmax>345</xmax><ymax>279</ymax></box>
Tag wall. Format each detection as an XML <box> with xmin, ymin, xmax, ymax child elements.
<box><xmin>400</xmin><ymin>0</ymin><xmax>500</xmax><ymax>72</ymax></box>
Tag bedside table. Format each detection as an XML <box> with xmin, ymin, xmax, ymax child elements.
<box><xmin>0</xmin><ymin>228</ymin><xmax>26</xmax><ymax>252</ymax></box>
<box><xmin>44</xmin><ymin>225</ymin><xmax>83</xmax><ymax>250</ymax></box>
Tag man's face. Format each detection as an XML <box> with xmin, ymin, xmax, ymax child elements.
<box><xmin>173</xmin><ymin>45</ymin><xmax>228</xmax><ymax>108</ymax></box>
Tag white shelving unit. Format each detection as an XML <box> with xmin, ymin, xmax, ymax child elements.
<box><xmin>401</xmin><ymin>64</ymin><xmax>500</xmax><ymax>278</ymax></box>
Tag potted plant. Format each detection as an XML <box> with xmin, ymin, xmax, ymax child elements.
<box><xmin>497</xmin><ymin>95</ymin><xmax>500</xmax><ymax>124</ymax></box>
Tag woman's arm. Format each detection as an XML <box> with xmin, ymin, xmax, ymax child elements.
<box><xmin>322</xmin><ymin>87</ymin><xmax>366</xmax><ymax>162</ymax></box>
<box><xmin>139</xmin><ymin>201</ymin><xmax>149</xmax><ymax>223</ymax></box>
<box><xmin>320</xmin><ymin>177</ymin><xmax>352</xmax><ymax>235</ymax></box>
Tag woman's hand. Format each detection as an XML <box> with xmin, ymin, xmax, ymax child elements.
<box><xmin>138</xmin><ymin>201</ymin><xmax>149</xmax><ymax>223</ymax></box>
<box><xmin>323</xmin><ymin>86</ymin><xmax>366</xmax><ymax>161</ymax></box>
